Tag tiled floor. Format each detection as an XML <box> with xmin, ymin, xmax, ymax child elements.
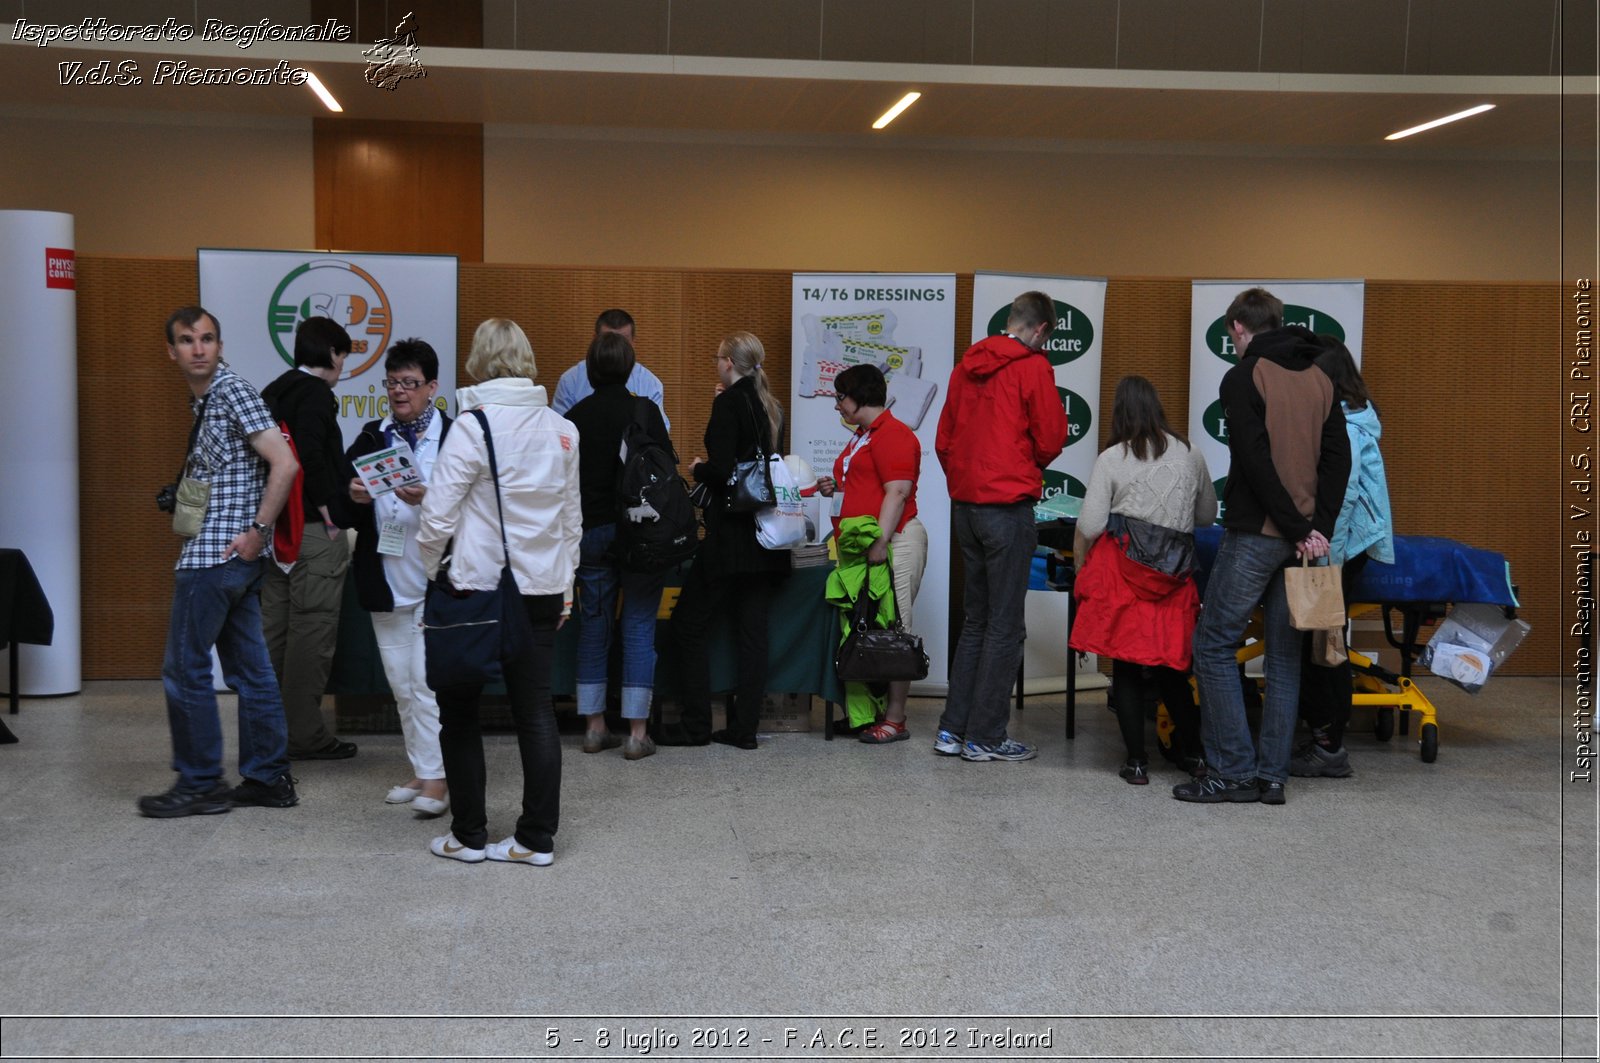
<box><xmin>0</xmin><ymin>677</ymin><xmax>1591</xmax><ymax>1060</ymax></box>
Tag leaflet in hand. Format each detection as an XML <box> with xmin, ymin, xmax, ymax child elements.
<box><xmin>353</xmin><ymin>438</ymin><xmax>422</xmax><ymax>497</ymax></box>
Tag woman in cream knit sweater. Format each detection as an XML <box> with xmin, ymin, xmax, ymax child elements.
<box><xmin>1071</xmin><ymin>376</ymin><xmax>1216</xmax><ymax>785</ymax></box>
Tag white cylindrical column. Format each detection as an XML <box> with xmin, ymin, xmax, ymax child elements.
<box><xmin>0</xmin><ymin>210</ymin><xmax>81</xmax><ymax>695</ymax></box>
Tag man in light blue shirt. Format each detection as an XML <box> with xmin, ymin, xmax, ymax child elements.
<box><xmin>550</xmin><ymin>308</ymin><xmax>669</xmax><ymax>429</ymax></box>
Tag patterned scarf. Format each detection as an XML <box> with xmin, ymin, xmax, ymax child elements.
<box><xmin>393</xmin><ymin>401</ymin><xmax>435</xmax><ymax>450</ymax></box>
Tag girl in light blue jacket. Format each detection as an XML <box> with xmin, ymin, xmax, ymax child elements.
<box><xmin>1291</xmin><ymin>340</ymin><xmax>1395</xmax><ymax>779</ymax></box>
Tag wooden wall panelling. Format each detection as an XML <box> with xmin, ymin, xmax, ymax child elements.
<box><xmin>1100</xmin><ymin>278</ymin><xmax>1193</xmax><ymax>452</ymax></box>
<box><xmin>314</xmin><ymin>119</ymin><xmax>484</xmax><ymax>262</ymax></box>
<box><xmin>459</xmin><ymin>265</ymin><xmax>693</xmax><ymax>464</ymax></box>
<box><xmin>76</xmin><ymin>261</ymin><xmax>1563</xmax><ymax>678</ymax></box>
<box><xmin>78</xmin><ymin>257</ymin><xmax>198</xmax><ymax>678</ymax></box>
<box><xmin>679</xmin><ymin>271</ymin><xmax>792</xmax><ymax>450</ymax></box>
<box><xmin>1364</xmin><ymin>281</ymin><xmax>1560</xmax><ymax>674</ymax></box>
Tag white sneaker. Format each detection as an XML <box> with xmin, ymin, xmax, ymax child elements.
<box><xmin>386</xmin><ymin>784</ymin><xmax>422</xmax><ymax>804</ymax></box>
<box><xmin>410</xmin><ymin>793</ymin><xmax>449</xmax><ymax>817</ymax></box>
<box><xmin>484</xmin><ymin>836</ymin><xmax>553</xmax><ymax>866</ymax></box>
<box><xmin>428</xmin><ymin>833</ymin><xmax>485</xmax><ymax>863</ymax></box>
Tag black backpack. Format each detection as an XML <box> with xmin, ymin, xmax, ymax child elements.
<box><xmin>614</xmin><ymin>401</ymin><xmax>699</xmax><ymax>572</ymax></box>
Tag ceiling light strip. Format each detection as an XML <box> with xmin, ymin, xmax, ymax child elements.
<box><xmin>303</xmin><ymin>71</ymin><xmax>343</xmax><ymax>113</ymax></box>
<box><xmin>1384</xmin><ymin>103</ymin><xmax>1494</xmax><ymax>141</ymax></box>
<box><xmin>872</xmin><ymin>91</ymin><xmax>922</xmax><ymax>130</ymax></box>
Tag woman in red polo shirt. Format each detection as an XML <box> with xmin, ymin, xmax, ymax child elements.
<box><xmin>816</xmin><ymin>364</ymin><xmax>928</xmax><ymax>743</ymax></box>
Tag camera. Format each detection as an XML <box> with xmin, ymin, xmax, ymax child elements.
<box><xmin>156</xmin><ymin>484</ymin><xmax>177</xmax><ymax>513</ymax></box>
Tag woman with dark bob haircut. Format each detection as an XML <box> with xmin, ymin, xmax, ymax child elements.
<box><xmin>816</xmin><ymin>363</ymin><xmax>927</xmax><ymax>742</ymax></box>
<box><xmin>564</xmin><ymin>331</ymin><xmax>673</xmax><ymax>761</ymax></box>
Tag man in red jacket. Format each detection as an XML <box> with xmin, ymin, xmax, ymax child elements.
<box><xmin>934</xmin><ymin>291</ymin><xmax>1069</xmax><ymax>761</ymax></box>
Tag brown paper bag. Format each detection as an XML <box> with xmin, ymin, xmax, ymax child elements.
<box><xmin>1285</xmin><ymin>557</ymin><xmax>1344</xmax><ymax>631</ymax></box>
<box><xmin>1312</xmin><ymin>626</ymin><xmax>1348</xmax><ymax>667</ymax></box>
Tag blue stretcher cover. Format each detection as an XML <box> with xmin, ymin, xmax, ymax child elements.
<box><xmin>1192</xmin><ymin>526</ymin><xmax>1518</xmax><ymax>608</ymax></box>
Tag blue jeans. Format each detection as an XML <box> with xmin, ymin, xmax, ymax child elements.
<box><xmin>939</xmin><ymin>501</ymin><xmax>1037</xmax><ymax>745</ymax></box>
<box><xmin>1192</xmin><ymin>530</ymin><xmax>1301</xmax><ymax>784</ymax></box>
<box><xmin>161</xmin><ymin>558</ymin><xmax>289</xmax><ymax>789</ymax></box>
<box><xmin>575</xmin><ymin>524</ymin><xmax>664</xmax><ymax>719</ymax></box>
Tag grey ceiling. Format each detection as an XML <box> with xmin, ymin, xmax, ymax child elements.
<box><xmin>0</xmin><ymin>0</ymin><xmax>1584</xmax><ymax>153</ymax></box>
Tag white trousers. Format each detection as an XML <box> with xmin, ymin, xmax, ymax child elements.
<box><xmin>889</xmin><ymin>517</ymin><xmax>929</xmax><ymax>629</ymax></box>
<box><xmin>371</xmin><ymin>602</ymin><xmax>444</xmax><ymax>780</ymax></box>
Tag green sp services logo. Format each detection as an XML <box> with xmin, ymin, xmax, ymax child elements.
<box><xmin>1204</xmin><ymin>304</ymin><xmax>1345</xmax><ymax>364</ymax></box>
<box><xmin>268</xmin><ymin>258</ymin><xmax>393</xmax><ymax>378</ymax></box>
<box><xmin>987</xmin><ymin>298</ymin><xmax>1093</xmax><ymax>366</ymax></box>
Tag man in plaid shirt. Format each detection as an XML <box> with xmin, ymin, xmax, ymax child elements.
<box><xmin>138</xmin><ymin>307</ymin><xmax>303</xmax><ymax>818</ymax></box>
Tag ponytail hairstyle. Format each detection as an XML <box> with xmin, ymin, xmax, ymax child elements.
<box><xmin>720</xmin><ymin>330</ymin><xmax>783</xmax><ymax>448</ymax></box>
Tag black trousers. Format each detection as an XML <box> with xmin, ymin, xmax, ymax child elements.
<box><xmin>1111</xmin><ymin>657</ymin><xmax>1202</xmax><ymax>763</ymax></box>
<box><xmin>1299</xmin><ymin>553</ymin><xmax>1369</xmax><ymax>748</ymax></box>
<box><xmin>436</xmin><ymin>593</ymin><xmax>564</xmax><ymax>852</ymax></box>
<box><xmin>670</xmin><ymin>557</ymin><xmax>777</xmax><ymax>743</ymax></box>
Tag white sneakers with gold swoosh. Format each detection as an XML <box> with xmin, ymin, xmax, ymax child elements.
<box><xmin>485</xmin><ymin>837</ymin><xmax>554</xmax><ymax>866</ymax></box>
<box><xmin>428</xmin><ymin>833</ymin><xmax>486</xmax><ymax>863</ymax></box>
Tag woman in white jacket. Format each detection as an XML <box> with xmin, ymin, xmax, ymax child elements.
<box><xmin>416</xmin><ymin>318</ymin><xmax>582</xmax><ymax>866</ymax></box>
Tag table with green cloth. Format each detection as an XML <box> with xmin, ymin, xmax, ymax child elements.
<box><xmin>327</xmin><ymin>560</ymin><xmax>843</xmax><ymax>724</ymax></box>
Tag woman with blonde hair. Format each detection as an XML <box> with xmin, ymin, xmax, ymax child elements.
<box><xmin>662</xmin><ymin>331</ymin><xmax>789</xmax><ymax>750</ymax></box>
<box><xmin>416</xmin><ymin>318</ymin><xmax>582</xmax><ymax>864</ymax></box>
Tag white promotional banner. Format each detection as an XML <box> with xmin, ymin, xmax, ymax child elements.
<box><xmin>1189</xmin><ymin>280</ymin><xmax>1365</xmax><ymax>520</ymax></box>
<box><xmin>0</xmin><ymin>210</ymin><xmax>80</xmax><ymax>694</ymax></box>
<box><xmin>971</xmin><ymin>272</ymin><xmax>1107</xmax><ymax>692</ymax></box>
<box><xmin>198</xmin><ymin>250</ymin><xmax>459</xmax><ymax>444</ymax></box>
<box><xmin>792</xmin><ymin>273</ymin><xmax>956</xmax><ymax>689</ymax></box>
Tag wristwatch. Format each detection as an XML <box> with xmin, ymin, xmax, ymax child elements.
<box><xmin>250</xmin><ymin>521</ymin><xmax>273</xmax><ymax>539</ymax></box>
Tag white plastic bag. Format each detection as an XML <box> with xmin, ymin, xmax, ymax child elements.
<box><xmin>754</xmin><ymin>455</ymin><xmax>806</xmax><ymax>550</ymax></box>
<box><xmin>1419</xmin><ymin>602</ymin><xmax>1530</xmax><ymax>694</ymax></box>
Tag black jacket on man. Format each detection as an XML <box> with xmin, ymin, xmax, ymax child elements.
<box><xmin>1218</xmin><ymin>325</ymin><xmax>1350</xmax><ymax>543</ymax></box>
<box><xmin>262</xmin><ymin>368</ymin><xmax>354</xmax><ymax>528</ymax></box>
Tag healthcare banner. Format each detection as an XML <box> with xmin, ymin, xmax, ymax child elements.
<box><xmin>198</xmin><ymin>249</ymin><xmax>458</xmax><ymax>446</ymax></box>
<box><xmin>971</xmin><ymin>272</ymin><xmax>1106</xmax><ymax>691</ymax></box>
<box><xmin>1189</xmin><ymin>280</ymin><xmax>1365</xmax><ymax>520</ymax></box>
<box><xmin>792</xmin><ymin>274</ymin><xmax>957</xmax><ymax>689</ymax></box>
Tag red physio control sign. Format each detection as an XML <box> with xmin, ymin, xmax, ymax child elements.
<box><xmin>45</xmin><ymin>248</ymin><xmax>75</xmax><ymax>290</ymax></box>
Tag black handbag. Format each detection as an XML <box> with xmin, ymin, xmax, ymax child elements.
<box><xmin>834</xmin><ymin>565</ymin><xmax>929</xmax><ymax>683</ymax></box>
<box><xmin>725</xmin><ymin>400</ymin><xmax>777</xmax><ymax>513</ymax></box>
<box><xmin>422</xmin><ymin>410</ymin><xmax>535</xmax><ymax>690</ymax></box>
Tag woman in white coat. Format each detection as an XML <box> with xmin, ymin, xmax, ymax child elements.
<box><xmin>416</xmin><ymin>318</ymin><xmax>582</xmax><ymax>866</ymax></box>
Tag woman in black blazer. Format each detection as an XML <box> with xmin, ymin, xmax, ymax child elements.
<box><xmin>663</xmin><ymin>331</ymin><xmax>789</xmax><ymax>749</ymax></box>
